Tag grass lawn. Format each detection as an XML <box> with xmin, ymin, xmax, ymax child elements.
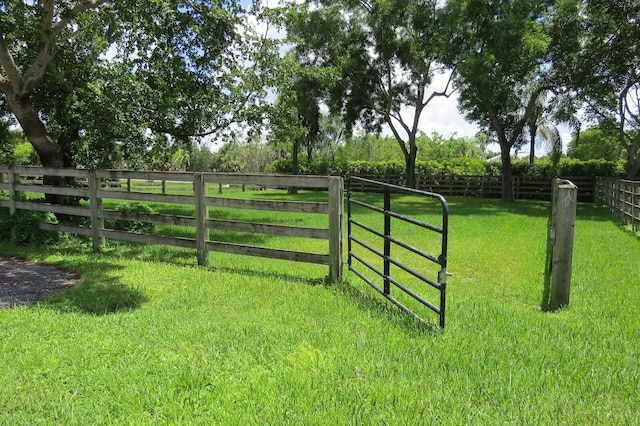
<box><xmin>0</xmin><ymin>193</ymin><xmax>638</xmax><ymax>424</ymax></box>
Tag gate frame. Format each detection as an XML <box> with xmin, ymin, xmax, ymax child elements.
<box><xmin>347</xmin><ymin>177</ymin><xmax>449</xmax><ymax>328</ymax></box>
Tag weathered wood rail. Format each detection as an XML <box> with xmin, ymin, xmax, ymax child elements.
<box><xmin>595</xmin><ymin>177</ymin><xmax>640</xmax><ymax>233</ymax></box>
<box><xmin>0</xmin><ymin>166</ymin><xmax>344</xmax><ymax>281</ymax></box>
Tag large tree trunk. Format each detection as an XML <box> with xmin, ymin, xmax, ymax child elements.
<box><xmin>288</xmin><ymin>140</ymin><xmax>299</xmax><ymax>195</ymax></box>
<box><xmin>500</xmin><ymin>142</ymin><xmax>515</xmax><ymax>202</ymax></box>
<box><xmin>8</xmin><ymin>93</ymin><xmax>64</xmax><ymax>168</ymax></box>
<box><xmin>529</xmin><ymin>123</ymin><xmax>536</xmax><ymax>165</ymax></box>
<box><xmin>403</xmin><ymin>138</ymin><xmax>418</xmax><ymax>189</ymax></box>
<box><xmin>6</xmin><ymin>92</ymin><xmax>77</xmax><ymax>216</ymax></box>
<box><xmin>624</xmin><ymin>142</ymin><xmax>640</xmax><ymax>179</ymax></box>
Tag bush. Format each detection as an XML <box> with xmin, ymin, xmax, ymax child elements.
<box><xmin>269</xmin><ymin>157</ymin><xmax>624</xmax><ymax>180</ymax></box>
<box><xmin>106</xmin><ymin>202</ymin><xmax>156</xmax><ymax>234</ymax></box>
<box><xmin>0</xmin><ymin>209</ymin><xmax>59</xmax><ymax>246</ymax></box>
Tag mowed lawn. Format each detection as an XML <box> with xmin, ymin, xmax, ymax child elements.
<box><xmin>0</xmin><ymin>193</ymin><xmax>638</xmax><ymax>424</ymax></box>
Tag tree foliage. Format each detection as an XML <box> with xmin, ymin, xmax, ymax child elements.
<box><xmin>567</xmin><ymin>126</ymin><xmax>625</xmax><ymax>161</ymax></box>
<box><xmin>0</xmin><ymin>0</ymin><xmax>269</xmax><ymax>175</ymax></box>
<box><xmin>335</xmin><ymin>132</ymin><xmax>487</xmax><ymax>163</ymax></box>
<box><xmin>444</xmin><ymin>0</ymin><xmax>555</xmax><ymax>201</ymax></box>
<box><xmin>551</xmin><ymin>0</ymin><xmax>640</xmax><ymax>178</ymax></box>
<box><xmin>268</xmin><ymin>54</ymin><xmax>325</xmax><ymax>188</ymax></box>
<box><xmin>275</xmin><ymin>0</ymin><xmax>452</xmax><ymax>188</ymax></box>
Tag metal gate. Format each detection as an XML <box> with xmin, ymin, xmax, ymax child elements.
<box><xmin>347</xmin><ymin>177</ymin><xmax>449</xmax><ymax>328</ymax></box>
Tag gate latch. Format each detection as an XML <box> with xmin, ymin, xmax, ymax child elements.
<box><xmin>438</xmin><ymin>268</ymin><xmax>451</xmax><ymax>285</ymax></box>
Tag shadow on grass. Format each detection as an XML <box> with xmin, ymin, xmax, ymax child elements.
<box><xmin>204</xmin><ymin>264</ymin><xmax>329</xmax><ymax>287</ymax></box>
<box><xmin>40</xmin><ymin>259</ymin><xmax>148</xmax><ymax>316</ymax></box>
<box><xmin>333</xmin><ymin>279</ymin><xmax>441</xmax><ymax>335</ymax></box>
<box><xmin>540</xmin><ymin>209</ymin><xmax>553</xmax><ymax>312</ymax></box>
<box><xmin>206</xmin><ymin>262</ymin><xmax>439</xmax><ymax>334</ymax></box>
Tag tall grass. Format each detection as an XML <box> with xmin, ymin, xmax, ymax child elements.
<box><xmin>0</xmin><ymin>193</ymin><xmax>638</xmax><ymax>424</ymax></box>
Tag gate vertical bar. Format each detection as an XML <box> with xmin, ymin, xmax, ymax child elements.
<box><xmin>383</xmin><ymin>187</ymin><xmax>391</xmax><ymax>295</ymax></box>
<box><xmin>438</xmin><ymin>195</ymin><xmax>449</xmax><ymax>329</ymax></box>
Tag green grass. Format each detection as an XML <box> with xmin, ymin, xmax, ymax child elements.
<box><xmin>0</xmin><ymin>194</ymin><xmax>639</xmax><ymax>424</ymax></box>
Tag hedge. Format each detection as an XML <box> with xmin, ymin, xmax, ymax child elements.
<box><xmin>270</xmin><ymin>157</ymin><xmax>628</xmax><ymax>179</ymax></box>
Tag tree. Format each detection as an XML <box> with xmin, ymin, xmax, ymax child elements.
<box><xmin>567</xmin><ymin>126</ymin><xmax>624</xmax><ymax>161</ymax></box>
<box><xmin>189</xmin><ymin>143</ymin><xmax>217</xmax><ymax>172</ymax></box>
<box><xmin>515</xmin><ymin>92</ymin><xmax>566</xmax><ymax>165</ymax></box>
<box><xmin>417</xmin><ymin>132</ymin><xmax>486</xmax><ymax>160</ymax></box>
<box><xmin>268</xmin><ymin>53</ymin><xmax>324</xmax><ymax>193</ymax></box>
<box><xmin>0</xmin><ymin>1</ymin><xmax>267</xmax><ymax>179</ymax></box>
<box><xmin>444</xmin><ymin>0</ymin><xmax>555</xmax><ymax>201</ymax></box>
<box><xmin>551</xmin><ymin>0</ymin><xmax>640</xmax><ymax>177</ymax></box>
<box><xmin>277</xmin><ymin>0</ymin><xmax>452</xmax><ymax>188</ymax></box>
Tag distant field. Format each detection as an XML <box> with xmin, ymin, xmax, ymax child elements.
<box><xmin>0</xmin><ymin>193</ymin><xmax>638</xmax><ymax>424</ymax></box>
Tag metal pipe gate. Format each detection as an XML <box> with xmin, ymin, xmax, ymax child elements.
<box><xmin>347</xmin><ymin>177</ymin><xmax>449</xmax><ymax>328</ymax></box>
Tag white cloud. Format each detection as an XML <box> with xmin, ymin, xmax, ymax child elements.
<box><xmin>416</xmin><ymin>92</ymin><xmax>479</xmax><ymax>139</ymax></box>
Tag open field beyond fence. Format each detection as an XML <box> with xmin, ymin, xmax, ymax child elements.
<box><xmin>0</xmin><ymin>190</ymin><xmax>638</xmax><ymax>424</ymax></box>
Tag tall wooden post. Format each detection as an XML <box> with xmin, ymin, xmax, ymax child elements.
<box><xmin>328</xmin><ymin>176</ymin><xmax>344</xmax><ymax>282</ymax></box>
<box><xmin>549</xmin><ymin>179</ymin><xmax>577</xmax><ymax>310</ymax></box>
<box><xmin>7</xmin><ymin>167</ymin><xmax>16</xmax><ymax>216</ymax></box>
<box><xmin>89</xmin><ymin>170</ymin><xmax>105</xmax><ymax>252</ymax></box>
<box><xmin>195</xmin><ymin>173</ymin><xmax>209</xmax><ymax>266</ymax></box>
<box><xmin>7</xmin><ymin>168</ymin><xmax>16</xmax><ymax>242</ymax></box>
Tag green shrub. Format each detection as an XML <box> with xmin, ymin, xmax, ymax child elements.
<box><xmin>106</xmin><ymin>202</ymin><xmax>156</xmax><ymax>234</ymax></box>
<box><xmin>0</xmin><ymin>209</ymin><xmax>59</xmax><ymax>246</ymax></box>
<box><xmin>270</xmin><ymin>157</ymin><xmax>624</xmax><ymax>179</ymax></box>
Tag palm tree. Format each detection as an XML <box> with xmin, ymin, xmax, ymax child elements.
<box><xmin>520</xmin><ymin>97</ymin><xmax>563</xmax><ymax>165</ymax></box>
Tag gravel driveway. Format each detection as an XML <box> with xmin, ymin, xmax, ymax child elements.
<box><xmin>0</xmin><ymin>255</ymin><xmax>79</xmax><ymax>308</ymax></box>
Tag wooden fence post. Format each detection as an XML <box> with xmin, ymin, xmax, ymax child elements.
<box><xmin>633</xmin><ymin>182</ymin><xmax>639</xmax><ymax>233</ymax></box>
<box><xmin>328</xmin><ymin>176</ymin><xmax>344</xmax><ymax>282</ymax></box>
<box><xmin>194</xmin><ymin>173</ymin><xmax>209</xmax><ymax>266</ymax></box>
<box><xmin>7</xmin><ymin>167</ymin><xmax>16</xmax><ymax>242</ymax></box>
<box><xmin>7</xmin><ymin>167</ymin><xmax>16</xmax><ymax>216</ymax></box>
<box><xmin>549</xmin><ymin>178</ymin><xmax>577</xmax><ymax>310</ymax></box>
<box><xmin>89</xmin><ymin>170</ymin><xmax>104</xmax><ymax>252</ymax></box>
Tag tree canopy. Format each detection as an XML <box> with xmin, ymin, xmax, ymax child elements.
<box><xmin>0</xmin><ymin>0</ymin><xmax>267</xmax><ymax>173</ymax></box>
<box><xmin>567</xmin><ymin>126</ymin><xmax>625</xmax><ymax>162</ymax></box>
<box><xmin>444</xmin><ymin>0</ymin><xmax>555</xmax><ymax>200</ymax></box>
<box><xmin>275</xmin><ymin>0</ymin><xmax>453</xmax><ymax>188</ymax></box>
<box><xmin>551</xmin><ymin>0</ymin><xmax>640</xmax><ymax>177</ymax></box>
<box><xmin>1</xmin><ymin>0</ymin><xmax>637</xmax><ymax>204</ymax></box>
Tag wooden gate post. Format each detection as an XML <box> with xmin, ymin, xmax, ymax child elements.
<box><xmin>328</xmin><ymin>176</ymin><xmax>344</xmax><ymax>282</ymax></box>
<box><xmin>89</xmin><ymin>170</ymin><xmax>105</xmax><ymax>252</ymax></box>
<box><xmin>549</xmin><ymin>179</ymin><xmax>577</xmax><ymax>310</ymax></box>
<box><xmin>194</xmin><ymin>173</ymin><xmax>209</xmax><ymax>266</ymax></box>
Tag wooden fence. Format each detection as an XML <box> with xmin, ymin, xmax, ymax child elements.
<box><xmin>349</xmin><ymin>174</ymin><xmax>596</xmax><ymax>202</ymax></box>
<box><xmin>595</xmin><ymin>177</ymin><xmax>640</xmax><ymax>233</ymax></box>
<box><xmin>0</xmin><ymin>166</ymin><xmax>344</xmax><ymax>281</ymax></box>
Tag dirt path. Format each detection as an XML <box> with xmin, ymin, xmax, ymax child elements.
<box><xmin>0</xmin><ymin>256</ymin><xmax>79</xmax><ymax>308</ymax></box>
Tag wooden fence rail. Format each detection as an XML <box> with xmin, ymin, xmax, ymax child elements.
<box><xmin>0</xmin><ymin>166</ymin><xmax>344</xmax><ymax>281</ymax></box>
<box><xmin>595</xmin><ymin>177</ymin><xmax>640</xmax><ymax>233</ymax></box>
